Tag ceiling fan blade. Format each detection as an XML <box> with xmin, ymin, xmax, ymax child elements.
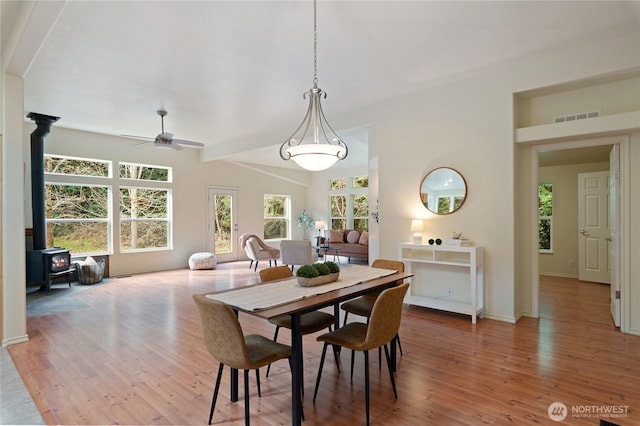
<box><xmin>172</xmin><ymin>138</ymin><xmax>205</xmax><ymax>147</ymax></box>
<box><xmin>134</xmin><ymin>140</ymin><xmax>154</xmax><ymax>147</ymax></box>
<box><xmin>168</xmin><ymin>143</ymin><xmax>183</xmax><ymax>151</ymax></box>
<box><xmin>121</xmin><ymin>134</ymin><xmax>154</xmax><ymax>141</ymax></box>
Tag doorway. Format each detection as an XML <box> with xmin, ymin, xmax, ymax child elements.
<box><xmin>533</xmin><ymin>136</ymin><xmax>627</xmax><ymax>330</ymax></box>
<box><xmin>207</xmin><ymin>188</ymin><xmax>238</xmax><ymax>263</ymax></box>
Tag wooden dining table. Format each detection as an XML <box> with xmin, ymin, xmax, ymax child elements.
<box><xmin>207</xmin><ymin>265</ymin><xmax>413</xmax><ymax>426</ymax></box>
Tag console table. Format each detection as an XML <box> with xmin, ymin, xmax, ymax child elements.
<box><xmin>399</xmin><ymin>243</ymin><xmax>484</xmax><ymax>323</ymax></box>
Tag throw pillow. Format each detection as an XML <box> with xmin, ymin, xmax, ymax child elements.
<box><xmin>358</xmin><ymin>230</ymin><xmax>369</xmax><ymax>245</ymax></box>
<box><xmin>347</xmin><ymin>230</ymin><xmax>360</xmax><ymax>244</ymax></box>
<box><xmin>329</xmin><ymin>229</ymin><xmax>344</xmax><ymax>244</ymax></box>
<box><xmin>83</xmin><ymin>256</ymin><xmax>97</xmax><ymax>266</ymax></box>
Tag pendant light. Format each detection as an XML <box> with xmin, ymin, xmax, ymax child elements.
<box><xmin>279</xmin><ymin>0</ymin><xmax>348</xmax><ymax>171</ymax></box>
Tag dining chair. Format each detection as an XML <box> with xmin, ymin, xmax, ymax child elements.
<box><xmin>341</xmin><ymin>259</ymin><xmax>406</xmax><ymax>363</ymax></box>
<box><xmin>313</xmin><ymin>282</ymin><xmax>410</xmax><ymax>426</ymax></box>
<box><xmin>192</xmin><ymin>294</ymin><xmax>292</xmax><ymax>426</ymax></box>
<box><xmin>259</xmin><ymin>266</ymin><xmax>338</xmax><ymax>386</ymax></box>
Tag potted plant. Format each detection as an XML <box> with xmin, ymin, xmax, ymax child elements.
<box><xmin>296</xmin><ymin>262</ymin><xmax>340</xmax><ymax>287</ymax></box>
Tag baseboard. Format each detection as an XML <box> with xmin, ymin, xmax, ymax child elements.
<box><xmin>2</xmin><ymin>334</ymin><xmax>29</xmax><ymax>347</ymax></box>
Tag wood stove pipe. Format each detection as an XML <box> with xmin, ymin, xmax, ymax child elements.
<box><xmin>27</xmin><ymin>112</ymin><xmax>60</xmax><ymax>250</ymax></box>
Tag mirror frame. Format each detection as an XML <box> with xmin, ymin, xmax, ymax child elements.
<box><xmin>419</xmin><ymin>167</ymin><xmax>467</xmax><ymax>215</ymax></box>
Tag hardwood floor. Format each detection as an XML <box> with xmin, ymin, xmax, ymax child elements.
<box><xmin>7</xmin><ymin>266</ymin><xmax>640</xmax><ymax>425</ymax></box>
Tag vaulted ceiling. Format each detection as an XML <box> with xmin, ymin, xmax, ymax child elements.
<box><xmin>3</xmin><ymin>1</ymin><xmax>639</xmax><ymax>168</ymax></box>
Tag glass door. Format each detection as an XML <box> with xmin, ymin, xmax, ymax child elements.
<box><xmin>208</xmin><ymin>188</ymin><xmax>238</xmax><ymax>262</ymax></box>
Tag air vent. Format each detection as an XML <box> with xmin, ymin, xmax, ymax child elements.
<box><xmin>553</xmin><ymin>110</ymin><xmax>601</xmax><ymax>123</ymax></box>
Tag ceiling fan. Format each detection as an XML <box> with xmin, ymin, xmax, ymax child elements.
<box><xmin>122</xmin><ymin>110</ymin><xmax>204</xmax><ymax>150</ymax></box>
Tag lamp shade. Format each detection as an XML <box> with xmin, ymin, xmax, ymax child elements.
<box><xmin>411</xmin><ymin>219</ymin><xmax>424</xmax><ymax>244</ymax></box>
<box><xmin>410</xmin><ymin>219</ymin><xmax>424</xmax><ymax>232</ymax></box>
<box><xmin>285</xmin><ymin>143</ymin><xmax>344</xmax><ymax>171</ymax></box>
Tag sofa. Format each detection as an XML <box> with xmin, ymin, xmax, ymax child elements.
<box><xmin>319</xmin><ymin>229</ymin><xmax>369</xmax><ymax>263</ymax></box>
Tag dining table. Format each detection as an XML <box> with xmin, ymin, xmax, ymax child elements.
<box><xmin>206</xmin><ymin>264</ymin><xmax>413</xmax><ymax>426</ymax></box>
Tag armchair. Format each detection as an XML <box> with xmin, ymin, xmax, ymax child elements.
<box><xmin>280</xmin><ymin>240</ymin><xmax>318</xmax><ymax>271</ymax></box>
<box><xmin>239</xmin><ymin>233</ymin><xmax>280</xmax><ymax>271</ymax></box>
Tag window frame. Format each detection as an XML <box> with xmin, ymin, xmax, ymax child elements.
<box><xmin>263</xmin><ymin>194</ymin><xmax>291</xmax><ymax>241</ymax></box>
<box><xmin>538</xmin><ymin>182</ymin><xmax>553</xmax><ymax>254</ymax></box>
<box><xmin>328</xmin><ymin>176</ymin><xmax>369</xmax><ymax>231</ymax></box>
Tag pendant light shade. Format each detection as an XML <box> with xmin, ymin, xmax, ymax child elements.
<box><xmin>280</xmin><ymin>0</ymin><xmax>348</xmax><ymax>171</ymax></box>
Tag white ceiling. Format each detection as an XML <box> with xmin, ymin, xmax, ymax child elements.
<box><xmin>3</xmin><ymin>1</ymin><xmax>640</xmax><ymax>169</ymax></box>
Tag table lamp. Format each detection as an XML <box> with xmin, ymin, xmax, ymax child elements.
<box><xmin>315</xmin><ymin>220</ymin><xmax>325</xmax><ymax>236</ymax></box>
<box><xmin>411</xmin><ymin>219</ymin><xmax>424</xmax><ymax>244</ymax></box>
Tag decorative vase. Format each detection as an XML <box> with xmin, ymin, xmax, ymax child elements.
<box><xmin>297</xmin><ymin>272</ymin><xmax>339</xmax><ymax>287</ymax></box>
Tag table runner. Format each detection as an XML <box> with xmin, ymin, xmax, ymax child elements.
<box><xmin>206</xmin><ymin>264</ymin><xmax>398</xmax><ymax>311</ymax></box>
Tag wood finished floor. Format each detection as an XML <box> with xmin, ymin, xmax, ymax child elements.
<box><xmin>7</xmin><ymin>264</ymin><xmax>640</xmax><ymax>425</ymax></box>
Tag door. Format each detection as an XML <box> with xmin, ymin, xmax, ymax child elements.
<box><xmin>578</xmin><ymin>171</ymin><xmax>610</xmax><ymax>284</ymax></box>
<box><xmin>208</xmin><ymin>188</ymin><xmax>238</xmax><ymax>262</ymax></box>
<box><xmin>609</xmin><ymin>146</ymin><xmax>621</xmax><ymax>327</ymax></box>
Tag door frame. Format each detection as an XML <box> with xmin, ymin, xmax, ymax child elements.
<box><xmin>207</xmin><ymin>187</ymin><xmax>239</xmax><ymax>263</ymax></box>
<box><xmin>530</xmin><ymin>135</ymin><xmax>630</xmax><ymax>332</ymax></box>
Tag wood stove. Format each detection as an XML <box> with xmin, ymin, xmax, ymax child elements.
<box><xmin>27</xmin><ymin>248</ymin><xmax>73</xmax><ymax>292</ymax></box>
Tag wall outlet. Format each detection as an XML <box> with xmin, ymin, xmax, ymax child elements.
<box><xmin>570</xmin><ymin>260</ymin><xmax>576</xmax><ymax>268</ymax></box>
<box><xmin>447</xmin><ymin>286</ymin><xmax>454</xmax><ymax>295</ymax></box>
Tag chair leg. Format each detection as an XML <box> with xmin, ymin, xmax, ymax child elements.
<box><xmin>396</xmin><ymin>334</ymin><xmax>404</xmax><ymax>355</ymax></box>
<box><xmin>266</xmin><ymin>326</ymin><xmax>281</xmax><ymax>377</ymax></box>
<box><xmin>364</xmin><ymin>350</ymin><xmax>370</xmax><ymax>426</ymax></box>
<box><xmin>383</xmin><ymin>344</ymin><xmax>398</xmax><ymax>399</ymax></box>
<box><xmin>248</xmin><ymin>260</ymin><xmax>253</xmax><ymax>269</ymax></box>
<box><xmin>313</xmin><ymin>343</ymin><xmax>329</xmax><ymax>403</ymax></box>
<box><xmin>244</xmin><ymin>369</ymin><xmax>250</xmax><ymax>426</ymax></box>
<box><xmin>254</xmin><ymin>261</ymin><xmax>259</xmax><ymax>271</ymax></box>
<box><xmin>350</xmin><ymin>350</ymin><xmax>355</xmax><ymax>381</ymax></box>
<box><xmin>343</xmin><ymin>311</ymin><xmax>349</xmax><ymax>326</ymax></box>
<box><xmin>255</xmin><ymin>369</ymin><xmax>261</xmax><ymax>397</ymax></box>
<box><xmin>209</xmin><ymin>362</ymin><xmax>224</xmax><ymax>425</ymax></box>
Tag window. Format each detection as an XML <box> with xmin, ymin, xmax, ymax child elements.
<box><xmin>45</xmin><ymin>155</ymin><xmax>112</xmax><ymax>254</ymax></box>
<box><xmin>119</xmin><ymin>187</ymin><xmax>171</xmax><ymax>251</ymax></box>
<box><xmin>264</xmin><ymin>194</ymin><xmax>290</xmax><ymax>240</ymax></box>
<box><xmin>44</xmin><ymin>156</ymin><xmax>173</xmax><ymax>255</ymax></box>
<box><xmin>329</xmin><ymin>176</ymin><xmax>369</xmax><ymax>230</ymax></box>
<box><xmin>538</xmin><ymin>183</ymin><xmax>553</xmax><ymax>253</ymax></box>
<box><xmin>45</xmin><ymin>183</ymin><xmax>110</xmax><ymax>253</ymax></box>
<box><xmin>330</xmin><ymin>195</ymin><xmax>347</xmax><ymax>229</ymax></box>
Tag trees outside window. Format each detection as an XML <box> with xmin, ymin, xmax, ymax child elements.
<box><xmin>44</xmin><ymin>155</ymin><xmax>172</xmax><ymax>255</ymax></box>
<box><xmin>119</xmin><ymin>163</ymin><xmax>172</xmax><ymax>251</ymax></box>
<box><xmin>538</xmin><ymin>183</ymin><xmax>553</xmax><ymax>252</ymax></box>
<box><xmin>264</xmin><ymin>194</ymin><xmax>290</xmax><ymax>240</ymax></box>
<box><xmin>46</xmin><ymin>183</ymin><xmax>110</xmax><ymax>253</ymax></box>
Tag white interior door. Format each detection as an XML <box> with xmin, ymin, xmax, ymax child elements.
<box><xmin>609</xmin><ymin>146</ymin><xmax>621</xmax><ymax>327</ymax></box>
<box><xmin>578</xmin><ymin>171</ymin><xmax>611</xmax><ymax>284</ymax></box>
<box><xmin>208</xmin><ymin>188</ymin><xmax>238</xmax><ymax>262</ymax></box>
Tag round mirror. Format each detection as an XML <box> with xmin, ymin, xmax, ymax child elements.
<box><xmin>419</xmin><ymin>167</ymin><xmax>467</xmax><ymax>215</ymax></box>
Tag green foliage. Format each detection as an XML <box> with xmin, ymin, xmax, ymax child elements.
<box><xmin>296</xmin><ymin>264</ymin><xmax>319</xmax><ymax>278</ymax></box>
<box><xmin>324</xmin><ymin>261</ymin><xmax>340</xmax><ymax>273</ymax></box>
<box><xmin>538</xmin><ymin>183</ymin><xmax>553</xmax><ymax>216</ymax></box>
<box><xmin>313</xmin><ymin>263</ymin><xmax>331</xmax><ymax>276</ymax></box>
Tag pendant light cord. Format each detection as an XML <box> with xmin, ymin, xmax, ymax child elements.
<box><xmin>313</xmin><ymin>0</ymin><xmax>318</xmax><ymax>85</ymax></box>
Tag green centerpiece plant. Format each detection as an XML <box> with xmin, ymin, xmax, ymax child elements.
<box><xmin>296</xmin><ymin>261</ymin><xmax>340</xmax><ymax>287</ymax></box>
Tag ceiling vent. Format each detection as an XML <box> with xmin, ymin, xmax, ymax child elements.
<box><xmin>553</xmin><ymin>110</ymin><xmax>601</xmax><ymax>123</ymax></box>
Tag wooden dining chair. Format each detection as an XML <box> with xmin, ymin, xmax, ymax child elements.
<box><xmin>259</xmin><ymin>266</ymin><xmax>337</xmax><ymax>383</ymax></box>
<box><xmin>341</xmin><ymin>259</ymin><xmax>406</xmax><ymax>364</ymax></box>
<box><xmin>192</xmin><ymin>294</ymin><xmax>292</xmax><ymax>425</ymax></box>
<box><xmin>313</xmin><ymin>282</ymin><xmax>410</xmax><ymax>426</ymax></box>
